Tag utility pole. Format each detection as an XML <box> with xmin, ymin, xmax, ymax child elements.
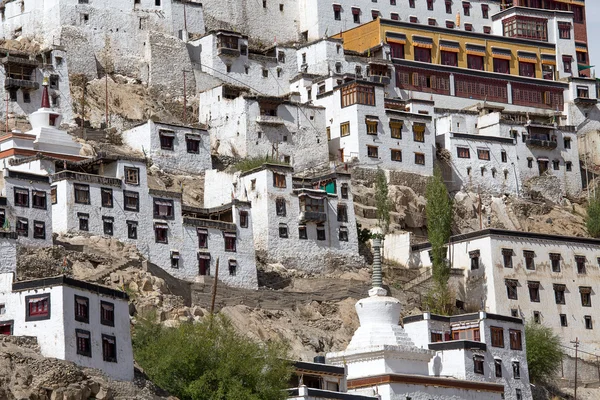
<box><xmin>105</xmin><ymin>69</ymin><xmax>109</xmax><ymax>129</ymax></box>
<box><xmin>209</xmin><ymin>258</ymin><xmax>220</xmax><ymax>315</ymax></box>
<box><xmin>571</xmin><ymin>337</ymin><xmax>579</xmax><ymax>400</ymax></box>
<box><xmin>5</xmin><ymin>92</ymin><xmax>8</xmax><ymax>135</ymax></box>
<box><xmin>183</xmin><ymin>0</ymin><xmax>188</xmax><ymax>36</ymax></box>
<box><xmin>478</xmin><ymin>186</ymin><xmax>483</xmax><ymax>230</ymax></box>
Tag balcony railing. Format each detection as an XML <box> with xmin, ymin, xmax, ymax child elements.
<box><xmin>299</xmin><ymin>211</ymin><xmax>327</xmax><ymax>223</ymax></box>
<box><xmin>183</xmin><ymin>217</ymin><xmax>236</xmax><ymax>231</ymax></box>
<box><xmin>0</xmin><ymin>56</ymin><xmax>39</xmax><ymax>67</ymax></box>
<box><xmin>217</xmin><ymin>47</ymin><xmax>240</xmax><ymax>57</ymax></box>
<box><xmin>368</xmin><ymin>75</ymin><xmax>391</xmax><ymax>85</ymax></box>
<box><xmin>525</xmin><ymin>139</ymin><xmax>558</xmax><ymax>149</ymax></box>
<box><xmin>256</xmin><ymin>115</ymin><xmax>285</xmax><ymax>125</ymax></box>
<box><xmin>52</xmin><ymin>171</ymin><xmax>122</xmax><ymax>188</ymax></box>
<box><xmin>4</xmin><ymin>78</ymin><xmax>39</xmax><ymax>90</ymax></box>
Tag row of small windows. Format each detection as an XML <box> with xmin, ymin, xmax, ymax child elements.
<box><xmin>505</xmin><ymin>279</ymin><xmax>593</xmax><ymax>307</ymax></box>
<box><xmin>158</xmin><ymin>130</ymin><xmax>202</xmax><ymax>153</ymax></box>
<box><xmin>513</xmin><ymin>308</ymin><xmax>594</xmax><ymax>330</ymax></box>
<box><xmin>338</xmin><ymin>119</ymin><xmax>425</xmax><ymax>140</ymax></box>
<box><xmin>277</xmin><ymin>224</ymin><xmax>349</xmax><ymax>241</ymax></box>
<box><xmin>271</xmin><ymin>173</ymin><xmax>351</xmax><ymax>201</ymax></box>
<box><xmin>334</xmin><ymin>1</ymin><xmax>490</xmax><ymax>24</ymax></box>
<box><xmin>500</xmin><ymin>250</ymin><xmax>595</xmax><ymax>273</ymax></box>
<box><xmin>366</xmin><ymin>146</ymin><xmax>425</xmax><ymax>165</ymax></box>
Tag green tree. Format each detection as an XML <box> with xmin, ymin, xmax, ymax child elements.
<box><xmin>375</xmin><ymin>169</ymin><xmax>391</xmax><ymax>236</ymax></box>
<box><xmin>425</xmin><ymin>166</ymin><xmax>453</xmax><ymax>286</ymax></box>
<box><xmin>525</xmin><ymin>320</ymin><xmax>564</xmax><ymax>384</ymax></box>
<box><xmin>133</xmin><ymin>315</ymin><xmax>292</xmax><ymax>400</ymax></box>
<box><xmin>586</xmin><ymin>195</ymin><xmax>600</xmax><ymax>238</ymax></box>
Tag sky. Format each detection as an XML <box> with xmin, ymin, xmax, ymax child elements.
<box><xmin>587</xmin><ymin>2</ymin><xmax>600</xmax><ymax>77</ymax></box>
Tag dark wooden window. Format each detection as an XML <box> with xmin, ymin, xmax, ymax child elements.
<box><xmin>159</xmin><ymin>130</ymin><xmax>175</xmax><ymax>150</ymax></box>
<box><xmin>197</xmin><ymin>228</ymin><xmax>208</xmax><ymax>248</ymax></box>
<box><xmin>337</xmin><ymin>204</ymin><xmax>348</xmax><ymax>222</ymax></box>
<box><xmin>506</xmin><ymin>279</ymin><xmax>518</xmax><ymax>300</ymax></box>
<box><xmin>509</xmin><ymin>329</ymin><xmax>522</xmax><ymax>350</ymax></box>
<box><xmin>124</xmin><ymin>167</ymin><xmax>139</xmax><ymax>185</ymax></box>
<box><xmin>554</xmin><ymin>284</ymin><xmax>565</xmax><ymax>305</ymax></box>
<box><xmin>580</xmin><ymin>287</ymin><xmax>592</xmax><ymax>307</ymax></box>
<box><xmin>495</xmin><ymin>359</ymin><xmax>502</xmax><ymax>377</ymax></box>
<box><xmin>198</xmin><ymin>254</ymin><xmax>210</xmax><ymax>275</ymax></box>
<box><xmin>32</xmin><ymin>191</ymin><xmax>46</xmax><ymax>209</ymax></box>
<box><xmin>558</xmin><ymin>22</ymin><xmax>571</xmax><ymax>39</ymax></box>
<box><xmin>490</xmin><ymin>326</ymin><xmax>504</xmax><ymax>348</ymax></box>
<box><xmin>224</xmin><ymin>232</ymin><xmax>236</xmax><ymax>252</ymax></box>
<box><xmin>153</xmin><ymin>198</ymin><xmax>174</xmax><ymax>219</ymax></box>
<box><xmin>367</xmin><ymin>146</ymin><xmax>378</xmax><ymax>158</ymax></box>
<box><xmin>186</xmin><ymin>137</ymin><xmax>200</xmax><ymax>154</ymax></box>
<box><xmin>51</xmin><ymin>186</ymin><xmax>57</xmax><ymax>204</ymax></box>
<box><xmin>14</xmin><ymin>187</ymin><xmax>29</xmax><ymax>207</ymax></box>
<box><xmin>390</xmin><ymin>120</ymin><xmax>402</xmax><ymax>138</ymax></box>
<box><xmin>127</xmin><ymin>220</ymin><xmax>137</xmax><ymax>239</ymax></box>
<box><xmin>100</xmin><ymin>301</ymin><xmax>115</xmax><ymax>326</ymax></box>
<box><xmin>123</xmin><ymin>191</ymin><xmax>139</xmax><ymax>212</ymax></box>
<box><xmin>576</xmin><ymin>256</ymin><xmax>586</xmax><ymax>274</ymax></box>
<box><xmin>276</xmin><ymin>198</ymin><xmax>286</xmax><ymax>216</ymax></box>
<box><xmin>78</xmin><ymin>213</ymin><xmax>89</xmax><ymax>231</ymax></box>
<box><xmin>239</xmin><ymin>211</ymin><xmax>248</xmax><ymax>228</ymax></box>
<box><xmin>477</xmin><ymin>149</ymin><xmax>490</xmax><ymax>160</ymax></box>
<box><xmin>16</xmin><ymin>218</ymin><xmax>28</xmax><ymax>237</ymax></box>
<box><xmin>298</xmin><ymin>226</ymin><xmax>307</xmax><ymax>239</ymax></box>
<box><xmin>414</xmin><ymin>153</ymin><xmax>425</xmax><ymax>165</ymax></box>
<box><xmin>503</xmin><ymin>15</ymin><xmax>548</xmax><ymax>41</ymax></box>
<box><xmin>502</xmin><ymin>249</ymin><xmax>513</xmax><ymax>268</ymax></box>
<box><xmin>469</xmin><ymin>250</ymin><xmax>480</xmax><ymax>270</ymax></box>
<box><xmin>76</xmin><ymin>329</ymin><xmax>91</xmax><ymax>357</ymax></box>
<box><xmin>26</xmin><ymin>294</ymin><xmax>50</xmax><ymax>321</ymax></box>
<box><xmin>101</xmin><ymin>188</ymin><xmax>113</xmax><ymax>208</ymax></box>
<box><xmin>279</xmin><ymin>223</ymin><xmax>288</xmax><ymax>238</ymax></box>
<box><xmin>391</xmin><ymin>149</ymin><xmax>402</xmax><ymax>162</ymax></box>
<box><xmin>33</xmin><ymin>221</ymin><xmax>45</xmax><ymax>239</ymax></box>
<box><xmin>317</xmin><ymin>226</ymin><xmax>326</xmax><ymax>241</ymax></box>
<box><xmin>102</xmin><ymin>216</ymin><xmax>113</xmax><ymax>236</ymax></box>
<box><xmin>273</xmin><ymin>173</ymin><xmax>286</xmax><ymax>188</ymax></box>
<box><xmin>341</xmin><ymin>83</ymin><xmax>375</xmax><ymax>107</ymax></box>
<box><xmin>473</xmin><ymin>355</ymin><xmax>484</xmax><ymax>374</ymax></box>
<box><xmin>154</xmin><ymin>224</ymin><xmax>168</xmax><ymax>244</ymax></box>
<box><xmin>560</xmin><ymin>314</ymin><xmax>568</xmax><ymax>327</ymax></box>
<box><xmin>457</xmin><ymin>147</ymin><xmax>470</xmax><ymax>158</ymax></box>
<box><xmin>513</xmin><ymin>361</ymin><xmax>520</xmax><ymax>378</ymax></box>
<box><xmin>102</xmin><ymin>335</ymin><xmax>117</xmax><ymax>362</ymax></box>
<box><xmin>339</xmin><ymin>227</ymin><xmax>348</xmax><ymax>242</ymax></box>
<box><xmin>528</xmin><ymin>281</ymin><xmax>540</xmax><ymax>302</ymax></box>
<box><xmin>524</xmin><ymin>250</ymin><xmax>535</xmax><ymax>270</ymax></box>
<box><xmin>74</xmin><ymin>184</ymin><xmax>90</xmax><ymax>204</ymax></box>
<box><xmin>585</xmin><ymin>316</ymin><xmax>593</xmax><ymax>329</ymax></box>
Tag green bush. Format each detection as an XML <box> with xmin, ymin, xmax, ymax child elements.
<box><xmin>232</xmin><ymin>156</ymin><xmax>289</xmax><ymax>173</ymax></box>
<box><xmin>586</xmin><ymin>196</ymin><xmax>600</xmax><ymax>238</ymax></box>
<box><xmin>525</xmin><ymin>320</ymin><xmax>564</xmax><ymax>384</ymax></box>
<box><xmin>133</xmin><ymin>315</ymin><xmax>292</xmax><ymax>400</ymax></box>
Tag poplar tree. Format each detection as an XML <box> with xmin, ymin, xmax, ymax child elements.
<box><xmin>375</xmin><ymin>169</ymin><xmax>391</xmax><ymax>236</ymax></box>
<box><xmin>586</xmin><ymin>195</ymin><xmax>600</xmax><ymax>238</ymax></box>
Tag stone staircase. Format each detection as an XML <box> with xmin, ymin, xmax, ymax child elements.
<box><xmin>403</xmin><ymin>268</ymin><xmax>432</xmax><ymax>291</ymax></box>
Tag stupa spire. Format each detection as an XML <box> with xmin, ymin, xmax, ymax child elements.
<box><xmin>41</xmin><ymin>77</ymin><xmax>50</xmax><ymax>109</ymax></box>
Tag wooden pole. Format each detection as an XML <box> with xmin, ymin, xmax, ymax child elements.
<box><xmin>105</xmin><ymin>71</ymin><xmax>109</xmax><ymax>128</ymax></box>
<box><xmin>572</xmin><ymin>337</ymin><xmax>579</xmax><ymax>400</ymax></box>
<box><xmin>209</xmin><ymin>257</ymin><xmax>219</xmax><ymax>315</ymax></box>
<box><xmin>5</xmin><ymin>91</ymin><xmax>8</xmax><ymax>135</ymax></box>
<box><xmin>183</xmin><ymin>70</ymin><xmax>187</xmax><ymax>124</ymax></box>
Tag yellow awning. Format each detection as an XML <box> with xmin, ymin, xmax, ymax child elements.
<box><xmin>466</xmin><ymin>49</ymin><xmax>485</xmax><ymax>56</ymax></box>
<box><xmin>440</xmin><ymin>45</ymin><xmax>459</xmax><ymax>53</ymax></box>
<box><xmin>414</xmin><ymin>42</ymin><xmax>433</xmax><ymax>49</ymax></box>
<box><xmin>387</xmin><ymin>38</ymin><xmax>406</xmax><ymax>45</ymax></box>
<box><xmin>493</xmin><ymin>54</ymin><xmax>511</xmax><ymax>60</ymax></box>
<box><xmin>541</xmin><ymin>59</ymin><xmax>556</xmax><ymax>65</ymax></box>
<box><xmin>577</xmin><ymin>48</ymin><xmax>588</xmax><ymax>53</ymax></box>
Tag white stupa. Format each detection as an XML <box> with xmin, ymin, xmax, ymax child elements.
<box><xmin>26</xmin><ymin>77</ymin><xmax>83</xmax><ymax>157</ymax></box>
<box><xmin>327</xmin><ymin>238</ymin><xmax>434</xmax><ymax>379</ymax></box>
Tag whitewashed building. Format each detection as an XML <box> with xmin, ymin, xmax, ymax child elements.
<box><xmin>180</xmin><ymin>201</ymin><xmax>258</xmax><ymax>289</ymax></box>
<box><xmin>199</xmin><ymin>85</ymin><xmax>329</xmax><ymax>170</ymax></box>
<box><xmin>311</xmin><ymin>76</ymin><xmax>434</xmax><ymax>173</ymax></box>
<box><xmin>404</xmin><ymin>312</ymin><xmax>531</xmax><ymax>400</ymax></box>
<box><xmin>0</xmin><ymin>169</ymin><xmax>52</xmax><ymax>247</ymax></box>
<box><xmin>436</xmin><ymin>105</ymin><xmax>582</xmax><ymax>197</ymax></box>
<box><xmin>0</xmin><ymin>273</ymin><xmax>133</xmax><ymax>381</ymax></box>
<box><xmin>326</xmin><ymin>243</ymin><xmax>506</xmax><ymax>400</ymax></box>
<box><xmin>409</xmin><ymin>228</ymin><xmax>600</xmax><ymax>355</ymax></box>
<box><xmin>204</xmin><ymin>165</ymin><xmax>361</xmax><ymax>272</ymax></box>
<box><xmin>0</xmin><ymin>231</ymin><xmax>18</xmax><ymax>275</ymax></box>
<box><xmin>122</xmin><ymin>120</ymin><xmax>211</xmax><ymax>175</ymax></box>
<box><xmin>191</xmin><ymin>30</ymin><xmax>298</xmax><ymax>97</ymax></box>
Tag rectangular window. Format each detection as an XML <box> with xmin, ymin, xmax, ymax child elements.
<box><xmin>341</xmin><ymin>83</ymin><xmax>375</xmax><ymax>107</ymax></box>
<box><xmin>409</xmin><ymin>0</ymin><xmax>415</xmax><ymax>7</ymax></box>
<box><xmin>473</xmin><ymin>355</ymin><xmax>484</xmax><ymax>374</ymax></box>
<box><xmin>33</xmin><ymin>221</ymin><xmax>45</xmax><ymax>239</ymax></box>
<box><xmin>501</xmin><ymin>151</ymin><xmax>507</xmax><ymax>163</ymax></box>
<box><xmin>101</xmin><ymin>188</ymin><xmax>113</xmax><ymax>208</ymax></box>
<box><xmin>463</xmin><ymin>1</ymin><xmax>470</xmax><ymax>16</ymax></box>
<box><xmin>317</xmin><ymin>225</ymin><xmax>326</xmax><ymax>241</ymax></box>
<box><xmin>186</xmin><ymin>137</ymin><xmax>200</xmax><ymax>154</ymax></box>
<box><xmin>273</xmin><ymin>173</ymin><xmax>286</xmax><ymax>188</ymax></box>
<box><xmin>477</xmin><ymin>149</ymin><xmax>490</xmax><ymax>160</ymax></box>
<box><xmin>366</xmin><ymin>119</ymin><xmax>378</xmax><ymax>135</ymax></box>
<box><xmin>390</xmin><ymin>120</ymin><xmax>402</xmax><ymax>138</ymax></box>
<box><xmin>576</xmin><ymin>256</ymin><xmax>586</xmax><ymax>274</ymax></box>
<box><xmin>124</xmin><ymin>167</ymin><xmax>139</xmax><ymax>185</ymax></box>
<box><xmin>413</xmin><ymin>123</ymin><xmax>425</xmax><ymax>142</ymax></box>
<box><xmin>339</xmin><ymin>227</ymin><xmax>349</xmax><ymax>242</ymax></box>
<box><xmin>580</xmin><ymin>287</ymin><xmax>592</xmax><ymax>307</ymax></box>
<box><xmin>74</xmin><ymin>295</ymin><xmax>89</xmax><ymax>323</ymax></box>
<box><xmin>493</xmin><ymin>58</ymin><xmax>510</xmax><ymax>74</ymax></box>
<box><xmin>228</xmin><ymin>260</ymin><xmax>237</xmax><ymax>276</ymax></box>
<box><xmin>441</xmin><ymin>50</ymin><xmax>458</xmax><ymax>67</ymax></box>
<box><xmin>26</xmin><ymin>294</ymin><xmax>50</xmax><ymax>321</ymax></box>
<box><xmin>197</xmin><ymin>228</ymin><xmax>208</xmax><ymax>248</ymax></box>
<box><xmin>102</xmin><ymin>216</ymin><xmax>114</xmax><ymax>236</ymax></box>
<box><xmin>490</xmin><ymin>326</ymin><xmax>504</xmax><ymax>348</ymax></box>
<box><xmin>198</xmin><ymin>253</ymin><xmax>210</xmax><ymax>275</ymax></box>
<box><xmin>391</xmin><ymin>149</ymin><xmax>402</xmax><ymax>162</ymax></box>
<box><xmin>414</xmin><ymin>47</ymin><xmax>431</xmax><ymax>63</ymax></box>
<box><xmin>127</xmin><ymin>220</ymin><xmax>138</xmax><ymax>239</ymax></box>
<box><xmin>469</xmin><ymin>250</ymin><xmax>480</xmax><ymax>270</ymax></box>
<box><xmin>560</xmin><ymin>314</ymin><xmax>568</xmax><ymax>327</ymax></box>
<box><xmin>298</xmin><ymin>226</ymin><xmax>307</xmax><ymax>239</ymax></box>
<box><xmin>74</xmin><ymin>184</ymin><xmax>90</xmax><ymax>204</ymax></box>
<box><xmin>275</xmin><ymin>198</ymin><xmax>286</xmax><ymax>216</ymax></box>
<box><xmin>154</xmin><ymin>223</ymin><xmax>168</xmax><ymax>244</ymax></box>
<box><xmin>495</xmin><ymin>359</ymin><xmax>502</xmax><ymax>377</ymax></box>
<box><xmin>528</xmin><ymin>281</ymin><xmax>540</xmax><ymax>302</ymax></box>
<box><xmin>239</xmin><ymin>211</ymin><xmax>248</xmax><ymax>228</ymax></box>
<box><xmin>509</xmin><ymin>329</ymin><xmax>522</xmax><ymax>350</ymax></box>
<box><xmin>16</xmin><ymin>218</ymin><xmax>28</xmax><ymax>237</ymax></box>
<box><xmin>51</xmin><ymin>186</ymin><xmax>57</xmax><ymax>204</ymax></box>
<box><xmin>503</xmin><ymin>16</ymin><xmax>547</xmax><ymax>41</ymax></box>
<box><xmin>467</xmin><ymin>54</ymin><xmax>484</xmax><ymax>71</ymax></box>
<box><xmin>224</xmin><ymin>232</ymin><xmax>236</xmax><ymax>252</ymax></box>
<box><xmin>563</xmin><ymin>56</ymin><xmax>572</xmax><ymax>73</ymax></box>
<box><xmin>502</xmin><ymin>249</ymin><xmax>513</xmax><ymax>268</ymax></box>
<box><xmin>78</xmin><ymin>213</ymin><xmax>89</xmax><ymax>232</ymax></box>
<box><xmin>457</xmin><ymin>147</ymin><xmax>470</xmax><ymax>158</ymax></box>
<box><xmin>427</xmin><ymin>0</ymin><xmax>433</xmax><ymax>10</ymax></box>
<box><xmin>341</xmin><ymin>184</ymin><xmax>349</xmax><ymax>199</ymax></box>
<box><xmin>32</xmin><ymin>191</ymin><xmax>46</xmax><ymax>209</ymax></box>
<box><xmin>524</xmin><ymin>250</ymin><xmax>535</xmax><ymax>270</ymax></box>
<box><xmin>14</xmin><ymin>187</ymin><xmax>29</xmax><ymax>207</ymax></box>
<box><xmin>506</xmin><ymin>279</ymin><xmax>518</xmax><ymax>300</ymax></box>
<box><xmin>414</xmin><ymin>153</ymin><xmax>425</xmax><ymax>165</ymax></box>
<box><xmin>102</xmin><ymin>334</ymin><xmax>117</xmax><ymax>362</ymax></box>
<box><xmin>171</xmin><ymin>251</ymin><xmax>180</xmax><ymax>268</ymax></box>
<box><xmin>431</xmin><ymin>332</ymin><xmax>443</xmax><ymax>342</ymax></box>
<box><xmin>481</xmin><ymin>4</ymin><xmax>488</xmax><ymax>18</ymax></box>
<box><xmin>159</xmin><ymin>130</ymin><xmax>175</xmax><ymax>150</ymax></box>
<box><xmin>367</xmin><ymin>145</ymin><xmax>378</xmax><ymax>158</ymax></box>
<box><xmin>513</xmin><ymin>361</ymin><xmax>521</xmax><ymax>379</ymax></box>
<box><xmin>554</xmin><ymin>284</ymin><xmax>566</xmax><ymax>305</ymax></box>
<box><xmin>340</xmin><ymin>122</ymin><xmax>350</xmax><ymax>137</ymax></box>
<box><xmin>352</xmin><ymin>7</ymin><xmax>360</xmax><ymax>23</ymax></box>
<box><xmin>390</xmin><ymin>43</ymin><xmax>404</xmax><ymax>59</ymax></box>
<box><xmin>153</xmin><ymin>198</ymin><xmax>174</xmax><ymax>219</ymax></box>
<box><xmin>558</xmin><ymin>22</ymin><xmax>571</xmax><ymax>39</ymax></box>
<box><xmin>101</xmin><ymin>301</ymin><xmax>115</xmax><ymax>326</ymax></box>
<box><xmin>519</xmin><ymin>62</ymin><xmax>535</xmax><ymax>78</ymax></box>
<box><xmin>279</xmin><ymin>223</ymin><xmax>288</xmax><ymax>238</ymax></box>
<box><xmin>445</xmin><ymin>0</ymin><xmax>451</xmax><ymax>13</ymax></box>
<box><xmin>337</xmin><ymin>204</ymin><xmax>348</xmax><ymax>222</ymax></box>
<box><xmin>76</xmin><ymin>329</ymin><xmax>92</xmax><ymax>357</ymax></box>
<box><xmin>585</xmin><ymin>315</ymin><xmax>593</xmax><ymax>329</ymax></box>
<box><xmin>123</xmin><ymin>191</ymin><xmax>139</xmax><ymax>212</ymax></box>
